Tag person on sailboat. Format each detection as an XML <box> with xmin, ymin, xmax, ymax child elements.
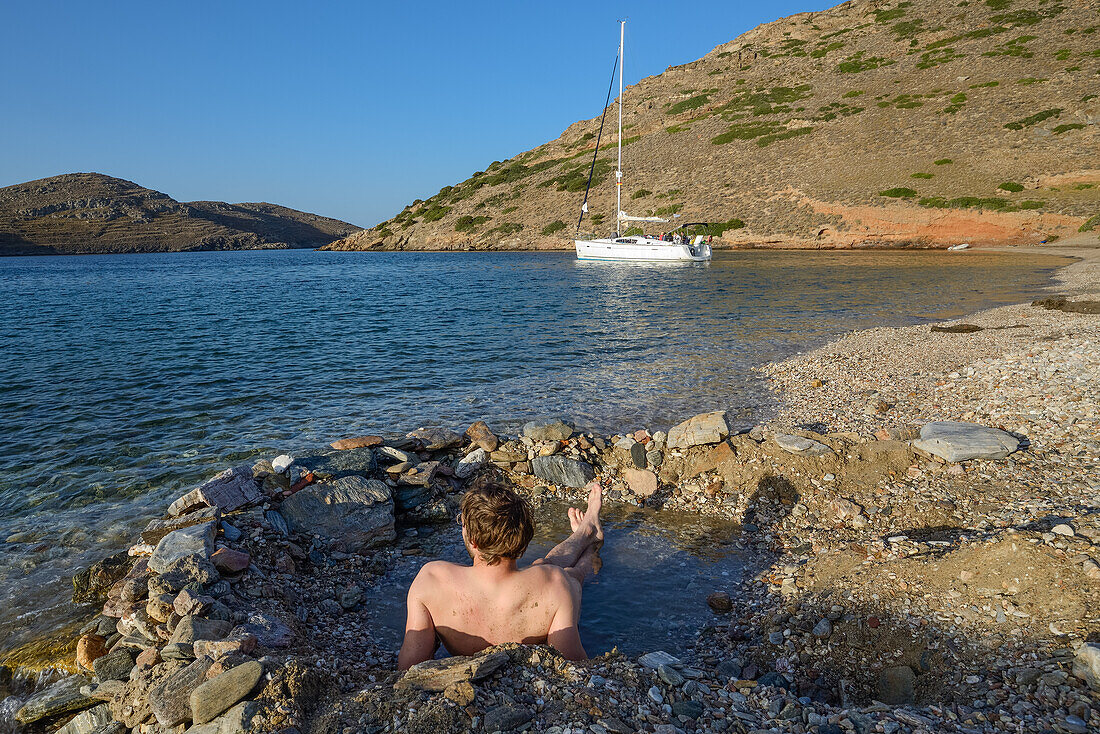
<box><xmin>397</xmin><ymin>481</ymin><xmax>604</xmax><ymax>669</ymax></box>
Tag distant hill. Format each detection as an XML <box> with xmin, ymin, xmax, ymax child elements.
<box><xmin>327</xmin><ymin>0</ymin><xmax>1099</xmax><ymax>252</ymax></box>
<box><xmin>0</xmin><ymin>173</ymin><xmax>361</xmax><ymax>255</ymax></box>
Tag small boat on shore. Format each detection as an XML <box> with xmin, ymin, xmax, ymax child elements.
<box><xmin>573</xmin><ymin>21</ymin><xmax>712</xmax><ymax>263</ymax></box>
<box><xmin>948</xmin><ymin>243</ymin><xmax>971</xmax><ymax>251</ymax></box>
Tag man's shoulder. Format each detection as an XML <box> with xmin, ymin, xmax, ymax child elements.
<box><xmin>415</xmin><ymin>559</ymin><xmax>465</xmax><ymax>578</ymax></box>
<box><xmin>521</xmin><ymin>563</ymin><xmax>573</xmax><ymax>589</ymax></box>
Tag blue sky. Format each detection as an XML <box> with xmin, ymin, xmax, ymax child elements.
<box><xmin>0</xmin><ymin>1</ymin><xmax>832</xmax><ymax>226</ymax></box>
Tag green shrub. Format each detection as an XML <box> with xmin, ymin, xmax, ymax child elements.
<box><xmin>656</xmin><ymin>189</ymin><xmax>682</xmax><ymax>199</ymax></box>
<box><xmin>1016</xmin><ymin>77</ymin><xmax>1046</xmax><ymax>85</ymax></box>
<box><xmin>600</xmin><ymin>135</ymin><xmax>640</xmax><ymax>151</ymax></box>
<box><xmin>666</xmin><ymin>124</ymin><xmax>689</xmax><ymax>134</ymax></box>
<box><xmin>1053</xmin><ymin>123</ymin><xmax>1085</xmax><ymax>134</ymax></box>
<box><xmin>487</xmin><ymin>222</ymin><xmax>523</xmax><ymax>237</ymax></box>
<box><xmin>541</xmin><ymin>220</ymin><xmax>567</xmax><ymax>236</ymax></box>
<box><xmin>653</xmin><ymin>204</ymin><xmax>683</xmax><ymax>216</ymax></box>
<box><xmin>377</xmin><ymin>227</ymin><xmax>393</xmax><ymax>238</ymax></box>
<box><xmin>632</xmin><ymin>189</ymin><xmax>651</xmax><ymax>199</ymax></box>
<box><xmin>970</xmin><ymin>81</ymin><xmax>1000</xmax><ymax>88</ymax></box>
<box><xmin>837</xmin><ymin>51</ymin><xmax>896</xmax><ymax>73</ymax></box>
<box><xmin>911</xmin><ymin>172</ymin><xmax>935</xmax><ymax>179</ymax></box>
<box><xmin>501</xmin><ymin>206</ymin><xmax>518</xmax><ymax>214</ymax></box>
<box><xmin>421</xmin><ymin>205</ymin><xmax>451</xmax><ymax>222</ymax></box>
<box><xmin>455</xmin><ymin>215</ymin><xmax>490</xmax><ymax>232</ymax></box>
<box><xmin>1004</xmin><ymin>108</ymin><xmax>1062</xmax><ymax>130</ymax></box>
<box><xmin>999</xmin><ymin>181</ymin><xmax>1025</xmax><ymax>192</ymax></box>
<box><xmin>811</xmin><ymin>41</ymin><xmax>846</xmax><ymax>58</ymax></box>
<box><xmin>935</xmin><ymin>158</ymin><xmax>953</xmax><ymax>165</ymax></box>
<box><xmin>758</xmin><ymin>126</ymin><xmax>814</xmax><ymax>146</ymax></box>
<box><xmin>1079</xmin><ymin>214</ymin><xmax>1100</xmax><ymax>233</ymax></box>
<box><xmin>1016</xmin><ymin>200</ymin><xmax>1043</xmax><ymax>210</ymax></box>
<box><xmin>880</xmin><ymin>187</ymin><xmax>918</xmax><ymax>198</ymax></box>
<box><xmin>667</xmin><ymin>94</ymin><xmax>711</xmax><ymax>114</ymax></box>
<box><xmin>704</xmin><ymin>219</ymin><xmax>746</xmax><ymax>236</ymax></box>
<box><xmin>985</xmin><ymin>0</ymin><xmax>1012</xmax><ymax>10</ymax></box>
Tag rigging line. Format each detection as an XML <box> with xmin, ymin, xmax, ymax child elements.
<box><xmin>577</xmin><ymin>49</ymin><xmax>620</xmax><ymax>235</ymax></box>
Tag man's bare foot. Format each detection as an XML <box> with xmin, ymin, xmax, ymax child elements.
<box><xmin>583</xmin><ymin>480</ymin><xmax>603</xmax><ymax>544</ymax></box>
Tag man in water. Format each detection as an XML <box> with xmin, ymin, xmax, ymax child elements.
<box><xmin>397</xmin><ymin>480</ymin><xmax>604</xmax><ymax>669</ymax></box>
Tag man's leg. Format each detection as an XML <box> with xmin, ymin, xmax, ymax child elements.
<box><xmin>533</xmin><ymin>480</ymin><xmax>603</xmax><ymax>570</ymax></box>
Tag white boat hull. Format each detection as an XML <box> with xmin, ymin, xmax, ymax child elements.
<box><xmin>574</xmin><ymin>236</ymin><xmax>712</xmax><ymax>262</ymax></box>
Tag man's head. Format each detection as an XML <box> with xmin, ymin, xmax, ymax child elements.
<box><xmin>459</xmin><ymin>483</ymin><xmax>534</xmax><ymax>565</ymax></box>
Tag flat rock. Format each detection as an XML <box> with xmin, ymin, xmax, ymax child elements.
<box><xmin>522</xmin><ymin>418</ymin><xmax>574</xmax><ymax>442</ymax></box>
<box><xmin>170</xmin><ymin>616</ymin><xmax>232</xmax><ymax>646</ymax></box>
<box><xmin>141</xmin><ymin>507</ymin><xmax>221</xmax><ymax>545</ymax></box>
<box><xmin>148</xmin><ymin>522</ymin><xmax>217</xmax><ymax>574</ymax></box>
<box><xmin>622</xmin><ymin>467</ymin><xmax>658</xmax><ymax>497</ymax></box>
<box><xmin>76</xmin><ymin>634</ymin><xmax>108</xmax><ymax>671</ymax></box>
<box><xmin>483</xmin><ymin>704</ymin><xmax>533</xmax><ymax>732</ymax></box>
<box><xmin>190</xmin><ymin>660</ymin><xmax>263</xmax><ymax>725</ymax></box>
<box><xmin>92</xmin><ymin>648</ymin><xmax>134</xmax><ymax>681</ymax></box>
<box><xmin>15</xmin><ymin>674</ymin><xmax>95</xmax><ymax>725</ymax></box>
<box><xmin>330</xmin><ymin>435</ymin><xmax>382</xmax><ymax>450</ymax></box>
<box><xmin>169</xmin><ymin>465</ymin><xmax>261</xmax><ymax>517</ymax></box>
<box><xmin>774</xmin><ymin>433</ymin><xmax>835</xmax><ymax>457</ymax></box>
<box><xmin>638</xmin><ymin>651</ymin><xmax>680</xmax><ymax>669</ymax></box>
<box><xmin>376</xmin><ymin>445</ymin><xmax>418</xmax><ymax>465</ymax></box>
<box><xmin>55</xmin><ymin>703</ymin><xmax>112</xmax><ymax>734</ymax></box>
<box><xmin>465</xmin><ymin>421</ymin><xmax>499</xmax><ymax>451</ymax></box>
<box><xmin>667</xmin><ymin>411</ymin><xmax>729</xmax><ymax>449</ymax></box>
<box><xmin>210</xmin><ymin>547</ymin><xmax>250</xmax><ymax>574</ymax></box>
<box><xmin>397</xmin><ymin>649</ymin><xmax>510</xmax><ymax>692</ymax></box>
<box><xmin>397</xmin><ymin>460</ymin><xmax>440</xmax><ymax>487</ymax></box>
<box><xmin>912</xmin><ymin>421</ymin><xmax>1020</xmax><ymax>463</ymax></box>
<box><xmin>294</xmin><ymin>447</ymin><xmax>378</xmax><ymax>479</ymax></box>
<box><xmin>233</xmin><ymin>613</ymin><xmax>296</xmax><ymax>648</ymax></box>
<box><xmin>531</xmin><ymin>455</ymin><xmax>594</xmax><ymax>488</ymax></box>
<box><xmin>150</xmin><ymin>656</ymin><xmax>214</xmax><ymax>726</ymax></box>
<box><xmin>279</xmin><ymin>476</ymin><xmax>395</xmax><ymax>551</ymax></box>
<box><xmin>406</xmin><ymin>426</ymin><xmax>464</xmax><ymax>450</ymax></box>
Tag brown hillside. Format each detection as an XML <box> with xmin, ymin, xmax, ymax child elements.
<box><xmin>0</xmin><ymin>173</ymin><xmax>362</xmax><ymax>255</ymax></box>
<box><xmin>328</xmin><ymin>0</ymin><xmax>1100</xmax><ymax>252</ymax></box>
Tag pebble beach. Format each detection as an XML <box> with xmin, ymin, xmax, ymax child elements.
<box><xmin>1</xmin><ymin>245</ymin><xmax>1098</xmax><ymax>734</ymax></box>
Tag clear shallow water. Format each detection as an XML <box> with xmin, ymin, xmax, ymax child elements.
<box><xmin>0</xmin><ymin>248</ymin><xmax>1066</xmax><ymax>652</ymax></box>
<box><xmin>367</xmin><ymin>503</ymin><xmax>744</xmax><ymax>657</ymax></box>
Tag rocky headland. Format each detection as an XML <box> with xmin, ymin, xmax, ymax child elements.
<box><xmin>0</xmin><ymin>174</ymin><xmax>362</xmax><ymax>256</ymax></box>
<box><xmin>326</xmin><ymin>0</ymin><xmax>1099</xmax><ymax>253</ymax></box>
<box><xmin>1</xmin><ymin>247</ymin><xmax>1097</xmax><ymax>733</ymax></box>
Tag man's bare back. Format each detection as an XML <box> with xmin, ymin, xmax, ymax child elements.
<box><xmin>398</xmin><ymin>482</ymin><xmax>603</xmax><ymax>669</ymax></box>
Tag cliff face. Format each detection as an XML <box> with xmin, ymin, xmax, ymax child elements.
<box><xmin>0</xmin><ymin>173</ymin><xmax>361</xmax><ymax>255</ymax></box>
<box><xmin>328</xmin><ymin>0</ymin><xmax>1100</xmax><ymax>252</ymax></box>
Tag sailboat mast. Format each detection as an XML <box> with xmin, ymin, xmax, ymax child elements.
<box><xmin>616</xmin><ymin>20</ymin><xmax>624</xmax><ymax>235</ymax></box>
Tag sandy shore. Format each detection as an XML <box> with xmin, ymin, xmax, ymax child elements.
<box><xmin>2</xmin><ymin>245</ymin><xmax>1097</xmax><ymax>734</ymax></box>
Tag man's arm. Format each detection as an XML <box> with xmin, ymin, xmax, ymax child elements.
<box><xmin>546</xmin><ymin>578</ymin><xmax>587</xmax><ymax>661</ymax></box>
<box><xmin>397</xmin><ymin>566</ymin><xmax>439</xmax><ymax>670</ymax></box>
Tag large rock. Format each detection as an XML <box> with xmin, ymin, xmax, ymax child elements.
<box><xmin>406</xmin><ymin>426</ymin><xmax>464</xmax><ymax>450</ymax></box>
<box><xmin>912</xmin><ymin>421</ymin><xmax>1020</xmax><ymax>462</ymax></box>
<box><xmin>168</xmin><ymin>465</ymin><xmax>261</xmax><ymax>517</ymax></box>
<box><xmin>279</xmin><ymin>476</ymin><xmax>395</xmax><ymax>550</ymax></box>
<box><xmin>531</xmin><ymin>455</ymin><xmax>595</xmax><ymax>488</ymax></box>
<box><xmin>150</xmin><ymin>656</ymin><xmax>214</xmax><ymax>726</ymax></box>
<box><xmin>54</xmin><ymin>703</ymin><xmax>112</xmax><ymax>734</ymax></box>
<box><xmin>72</xmin><ymin>552</ymin><xmax>133</xmax><ymax>604</ymax></box>
<box><xmin>233</xmin><ymin>613</ymin><xmax>296</xmax><ymax>648</ymax></box>
<box><xmin>295</xmin><ymin>447</ymin><xmax>378</xmax><ymax>479</ymax></box>
<box><xmin>190</xmin><ymin>661</ymin><xmax>263</xmax><ymax>725</ymax></box>
<box><xmin>396</xmin><ymin>650</ymin><xmax>509</xmax><ymax>692</ymax></box>
<box><xmin>92</xmin><ymin>648</ymin><xmax>134</xmax><ymax>682</ymax></box>
<box><xmin>465</xmin><ymin>421</ymin><xmax>499</xmax><ymax>451</ymax></box>
<box><xmin>667</xmin><ymin>411</ymin><xmax>729</xmax><ymax>449</ymax></box>
<box><xmin>622</xmin><ymin>468</ymin><xmax>658</xmax><ymax>497</ymax></box>
<box><xmin>483</xmin><ymin>705</ymin><xmax>534</xmax><ymax>733</ymax></box>
<box><xmin>455</xmin><ymin>448</ymin><xmax>489</xmax><ymax>479</ymax></box>
<box><xmin>15</xmin><ymin>674</ymin><xmax>95</xmax><ymax>724</ymax></box>
<box><xmin>774</xmin><ymin>433</ymin><xmax>835</xmax><ymax>457</ymax></box>
<box><xmin>170</xmin><ymin>616</ymin><xmax>233</xmax><ymax>646</ymax></box>
<box><xmin>522</xmin><ymin>418</ymin><xmax>574</xmax><ymax>441</ymax></box>
<box><xmin>330</xmin><ymin>435</ymin><xmax>382</xmax><ymax>450</ymax></box>
<box><xmin>1073</xmin><ymin>643</ymin><xmax>1100</xmax><ymax>691</ymax></box>
<box><xmin>148</xmin><ymin>522</ymin><xmax>217</xmax><ymax>574</ymax></box>
<box><xmin>141</xmin><ymin>506</ymin><xmax>221</xmax><ymax>545</ymax></box>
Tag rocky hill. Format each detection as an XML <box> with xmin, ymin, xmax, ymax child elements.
<box><xmin>328</xmin><ymin>0</ymin><xmax>1100</xmax><ymax>252</ymax></box>
<box><xmin>0</xmin><ymin>173</ymin><xmax>361</xmax><ymax>255</ymax></box>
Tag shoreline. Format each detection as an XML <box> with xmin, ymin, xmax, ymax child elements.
<box><xmin>1</xmin><ymin>246</ymin><xmax>1097</xmax><ymax>733</ymax></box>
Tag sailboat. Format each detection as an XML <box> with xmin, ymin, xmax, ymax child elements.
<box><xmin>574</xmin><ymin>21</ymin><xmax>712</xmax><ymax>262</ymax></box>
